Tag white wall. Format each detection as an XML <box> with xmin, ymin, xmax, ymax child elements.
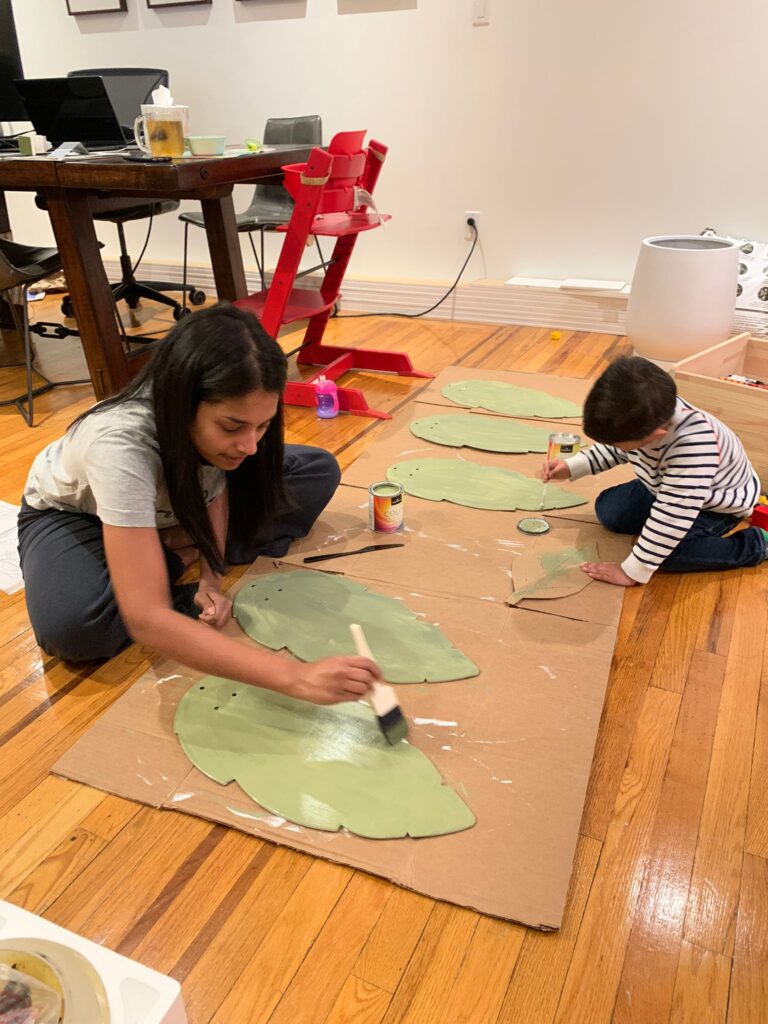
<box><xmin>7</xmin><ymin>0</ymin><xmax>768</xmax><ymax>286</ymax></box>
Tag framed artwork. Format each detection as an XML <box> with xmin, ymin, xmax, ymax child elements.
<box><xmin>66</xmin><ymin>0</ymin><xmax>127</xmax><ymax>12</ymax></box>
<box><xmin>147</xmin><ymin>0</ymin><xmax>211</xmax><ymax>6</ymax></box>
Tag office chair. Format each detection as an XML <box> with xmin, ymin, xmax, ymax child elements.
<box><xmin>179</xmin><ymin>115</ymin><xmax>323</xmax><ymax>296</ymax></box>
<box><xmin>59</xmin><ymin>68</ymin><xmax>204</xmax><ymax>321</ymax></box>
<box><xmin>0</xmin><ymin>240</ymin><xmax>90</xmax><ymax>426</ymax></box>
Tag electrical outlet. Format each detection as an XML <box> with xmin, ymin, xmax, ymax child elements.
<box><xmin>465</xmin><ymin>210</ymin><xmax>481</xmax><ymax>241</ymax></box>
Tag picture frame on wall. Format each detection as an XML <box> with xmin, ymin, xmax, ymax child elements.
<box><xmin>146</xmin><ymin>0</ymin><xmax>211</xmax><ymax>7</ymax></box>
<box><xmin>66</xmin><ymin>0</ymin><xmax>127</xmax><ymax>13</ymax></box>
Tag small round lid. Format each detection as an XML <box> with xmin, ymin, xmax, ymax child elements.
<box><xmin>516</xmin><ymin>517</ymin><xmax>550</xmax><ymax>535</ymax></box>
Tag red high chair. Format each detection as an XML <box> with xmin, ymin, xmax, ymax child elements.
<box><xmin>234</xmin><ymin>131</ymin><xmax>432</xmax><ymax>418</ymax></box>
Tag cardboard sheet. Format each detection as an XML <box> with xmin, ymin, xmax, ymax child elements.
<box><xmin>341</xmin><ymin>403</ymin><xmax>635</xmax><ymax>526</ymax></box>
<box><xmin>53</xmin><ymin>562</ymin><xmax>617</xmax><ymax>930</ymax></box>
<box><xmin>419</xmin><ymin>366</ymin><xmax>589</xmax><ymax>424</ymax></box>
<box><xmin>278</xmin><ymin>484</ymin><xmax>630</xmax><ymax>626</ymax></box>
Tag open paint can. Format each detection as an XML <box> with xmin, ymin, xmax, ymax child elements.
<box><xmin>547</xmin><ymin>431</ymin><xmax>581</xmax><ymax>460</ymax></box>
<box><xmin>369</xmin><ymin>481</ymin><xmax>404</xmax><ymax>533</ymax></box>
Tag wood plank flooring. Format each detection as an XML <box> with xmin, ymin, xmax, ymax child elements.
<box><xmin>0</xmin><ymin>295</ymin><xmax>765</xmax><ymax>1023</ymax></box>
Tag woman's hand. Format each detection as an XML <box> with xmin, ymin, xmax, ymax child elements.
<box><xmin>195</xmin><ymin>584</ymin><xmax>233</xmax><ymax>628</ymax></box>
<box><xmin>540</xmin><ymin>458</ymin><xmax>571</xmax><ymax>482</ymax></box>
<box><xmin>286</xmin><ymin>656</ymin><xmax>382</xmax><ymax>705</ymax></box>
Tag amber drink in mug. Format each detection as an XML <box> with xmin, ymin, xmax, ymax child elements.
<box><xmin>133</xmin><ymin>105</ymin><xmax>188</xmax><ymax>158</ymax></box>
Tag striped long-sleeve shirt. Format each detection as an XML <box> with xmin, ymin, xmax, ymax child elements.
<box><xmin>566</xmin><ymin>397</ymin><xmax>760</xmax><ymax>583</ymax></box>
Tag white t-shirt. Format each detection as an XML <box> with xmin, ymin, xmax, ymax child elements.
<box><xmin>24</xmin><ymin>397</ymin><xmax>226</xmax><ymax>529</ymax></box>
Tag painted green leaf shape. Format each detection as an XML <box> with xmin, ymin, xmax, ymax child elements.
<box><xmin>233</xmin><ymin>570</ymin><xmax>478</xmax><ymax>683</ymax></box>
<box><xmin>386</xmin><ymin>458</ymin><xmax>587</xmax><ymax>511</ymax></box>
<box><xmin>174</xmin><ymin>677</ymin><xmax>476</xmax><ymax>839</ymax></box>
<box><xmin>410</xmin><ymin>414</ymin><xmax>551</xmax><ymax>453</ymax></box>
<box><xmin>442</xmin><ymin>380</ymin><xmax>582</xmax><ymax>418</ymax></box>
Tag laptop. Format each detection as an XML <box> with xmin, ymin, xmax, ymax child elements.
<box><xmin>14</xmin><ymin>76</ymin><xmax>134</xmax><ymax>152</ymax></box>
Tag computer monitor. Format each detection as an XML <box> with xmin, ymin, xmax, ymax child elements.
<box><xmin>14</xmin><ymin>76</ymin><xmax>129</xmax><ymax>150</ymax></box>
<box><xmin>0</xmin><ymin>0</ymin><xmax>26</xmax><ymax>127</ymax></box>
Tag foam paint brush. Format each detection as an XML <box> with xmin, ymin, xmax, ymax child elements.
<box><xmin>349</xmin><ymin>623</ymin><xmax>408</xmax><ymax>745</ymax></box>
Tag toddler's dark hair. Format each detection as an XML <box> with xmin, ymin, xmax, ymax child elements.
<box><xmin>583</xmin><ymin>356</ymin><xmax>677</xmax><ymax>444</ymax></box>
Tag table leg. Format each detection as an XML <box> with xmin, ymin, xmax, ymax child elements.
<box><xmin>0</xmin><ymin>190</ymin><xmax>19</xmax><ymax>344</ymax></box>
<box><xmin>44</xmin><ymin>189</ymin><xmax>129</xmax><ymax>399</ymax></box>
<box><xmin>201</xmin><ymin>193</ymin><xmax>247</xmax><ymax>301</ymax></box>
<box><xmin>0</xmin><ymin>190</ymin><xmax>10</xmax><ymax>236</ymax></box>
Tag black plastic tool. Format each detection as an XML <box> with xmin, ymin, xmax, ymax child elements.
<box><xmin>303</xmin><ymin>543</ymin><xmax>405</xmax><ymax>564</ymax></box>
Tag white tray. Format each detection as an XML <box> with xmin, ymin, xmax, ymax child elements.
<box><xmin>0</xmin><ymin>901</ymin><xmax>186</xmax><ymax>1024</ymax></box>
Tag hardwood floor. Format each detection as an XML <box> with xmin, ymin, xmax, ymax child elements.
<box><xmin>0</xmin><ymin>295</ymin><xmax>765</xmax><ymax>1023</ymax></box>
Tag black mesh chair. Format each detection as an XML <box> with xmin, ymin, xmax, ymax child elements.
<box><xmin>59</xmin><ymin>68</ymin><xmax>204</xmax><ymax>321</ymax></box>
<box><xmin>0</xmin><ymin>240</ymin><xmax>89</xmax><ymax>426</ymax></box>
<box><xmin>179</xmin><ymin>115</ymin><xmax>323</xmax><ymax>295</ymax></box>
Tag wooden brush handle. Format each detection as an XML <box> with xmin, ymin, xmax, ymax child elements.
<box><xmin>350</xmin><ymin>623</ymin><xmax>375</xmax><ymax>662</ymax></box>
<box><xmin>350</xmin><ymin>623</ymin><xmax>397</xmax><ymax>715</ymax></box>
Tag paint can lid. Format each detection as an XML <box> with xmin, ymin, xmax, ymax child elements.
<box><xmin>517</xmin><ymin>517</ymin><xmax>550</xmax><ymax>535</ymax></box>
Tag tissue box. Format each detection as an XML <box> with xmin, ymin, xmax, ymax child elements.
<box><xmin>0</xmin><ymin>901</ymin><xmax>186</xmax><ymax>1024</ymax></box>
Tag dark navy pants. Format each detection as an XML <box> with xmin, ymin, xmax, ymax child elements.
<box><xmin>18</xmin><ymin>445</ymin><xmax>340</xmax><ymax>662</ymax></box>
<box><xmin>595</xmin><ymin>479</ymin><xmax>766</xmax><ymax>574</ymax></box>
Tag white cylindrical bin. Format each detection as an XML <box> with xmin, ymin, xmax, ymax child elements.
<box><xmin>626</xmin><ymin>235</ymin><xmax>739</xmax><ymax>365</ymax></box>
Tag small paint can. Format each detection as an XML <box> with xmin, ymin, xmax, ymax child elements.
<box><xmin>547</xmin><ymin>431</ymin><xmax>581</xmax><ymax>460</ymax></box>
<box><xmin>369</xmin><ymin>481</ymin><xmax>404</xmax><ymax>533</ymax></box>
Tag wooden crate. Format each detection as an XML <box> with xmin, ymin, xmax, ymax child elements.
<box><xmin>674</xmin><ymin>332</ymin><xmax>768</xmax><ymax>492</ymax></box>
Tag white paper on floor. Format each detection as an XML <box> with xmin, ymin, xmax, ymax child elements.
<box><xmin>0</xmin><ymin>500</ymin><xmax>22</xmax><ymax>594</ymax></box>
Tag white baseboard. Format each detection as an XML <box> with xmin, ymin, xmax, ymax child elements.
<box><xmin>102</xmin><ymin>258</ymin><xmax>768</xmax><ymax>338</ymax></box>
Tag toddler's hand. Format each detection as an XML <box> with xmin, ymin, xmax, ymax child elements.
<box><xmin>540</xmin><ymin>458</ymin><xmax>570</xmax><ymax>482</ymax></box>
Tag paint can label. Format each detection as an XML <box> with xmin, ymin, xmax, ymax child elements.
<box><xmin>369</xmin><ymin>481</ymin><xmax>404</xmax><ymax>533</ymax></box>
<box><xmin>547</xmin><ymin>431</ymin><xmax>581</xmax><ymax>460</ymax></box>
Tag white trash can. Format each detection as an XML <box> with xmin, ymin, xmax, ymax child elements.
<box><xmin>626</xmin><ymin>235</ymin><xmax>739</xmax><ymax>365</ymax></box>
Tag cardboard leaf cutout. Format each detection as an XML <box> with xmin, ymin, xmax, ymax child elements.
<box><xmin>233</xmin><ymin>571</ymin><xmax>479</xmax><ymax>683</ymax></box>
<box><xmin>442</xmin><ymin>380</ymin><xmax>582</xmax><ymax>418</ymax></box>
<box><xmin>386</xmin><ymin>459</ymin><xmax>587</xmax><ymax>511</ymax></box>
<box><xmin>410</xmin><ymin>414</ymin><xmax>551</xmax><ymax>453</ymax></box>
<box><xmin>174</xmin><ymin>677</ymin><xmax>476</xmax><ymax>839</ymax></box>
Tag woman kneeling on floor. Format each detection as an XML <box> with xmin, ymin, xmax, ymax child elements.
<box><xmin>19</xmin><ymin>303</ymin><xmax>379</xmax><ymax>705</ymax></box>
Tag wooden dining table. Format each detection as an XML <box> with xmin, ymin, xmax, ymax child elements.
<box><xmin>0</xmin><ymin>144</ymin><xmax>311</xmax><ymax>399</ymax></box>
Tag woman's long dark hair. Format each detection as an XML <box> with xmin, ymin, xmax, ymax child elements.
<box><xmin>72</xmin><ymin>303</ymin><xmax>287</xmax><ymax>575</ymax></box>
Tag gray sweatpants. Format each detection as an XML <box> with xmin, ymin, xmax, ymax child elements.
<box><xmin>18</xmin><ymin>444</ymin><xmax>340</xmax><ymax>662</ymax></box>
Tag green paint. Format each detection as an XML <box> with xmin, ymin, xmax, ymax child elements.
<box><xmin>174</xmin><ymin>677</ymin><xmax>476</xmax><ymax>839</ymax></box>
<box><xmin>372</xmin><ymin>482</ymin><xmax>401</xmax><ymax>496</ymax></box>
<box><xmin>508</xmin><ymin>544</ymin><xmax>597</xmax><ymax>605</ymax></box>
<box><xmin>442</xmin><ymin>380</ymin><xmax>582</xmax><ymax>418</ymax></box>
<box><xmin>386</xmin><ymin>459</ymin><xmax>587</xmax><ymax>512</ymax></box>
<box><xmin>409</xmin><ymin>414</ymin><xmax>551</xmax><ymax>453</ymax></box>
<box><xmin>233</xmin><ymin>571</ymin><xmax>478</xmax><ymax>683</ymax></box>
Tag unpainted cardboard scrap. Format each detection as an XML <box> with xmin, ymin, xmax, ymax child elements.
<box><xmin>507</xmin><ymin>544</ymin><xmax>599</xmax><ymax>607</ymax></box>
<box><xmin>53</xmin><ymin>563</ymin><xmax>617</xmax><ymax>930</ymax></box>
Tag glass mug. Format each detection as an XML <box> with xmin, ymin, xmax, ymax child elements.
<box><xmin>133</xmin><ymin>105</ymin><xmax>189</xmax><ymax>158</ymax></box>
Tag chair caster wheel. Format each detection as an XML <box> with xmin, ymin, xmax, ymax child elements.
<box><xmin>61</xmin><ymin>296</ymin><xmax>74</xmax><ymax>318</ymax></box>
<box><xmin>173</xmin><ymin>306</ymin><xmax>191</xmax><ymax>321</ymax></box>
<box><xmin>189</xmin><ymin>289</ymin><xmax>206</xmax><ymax>306</ymax></box>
